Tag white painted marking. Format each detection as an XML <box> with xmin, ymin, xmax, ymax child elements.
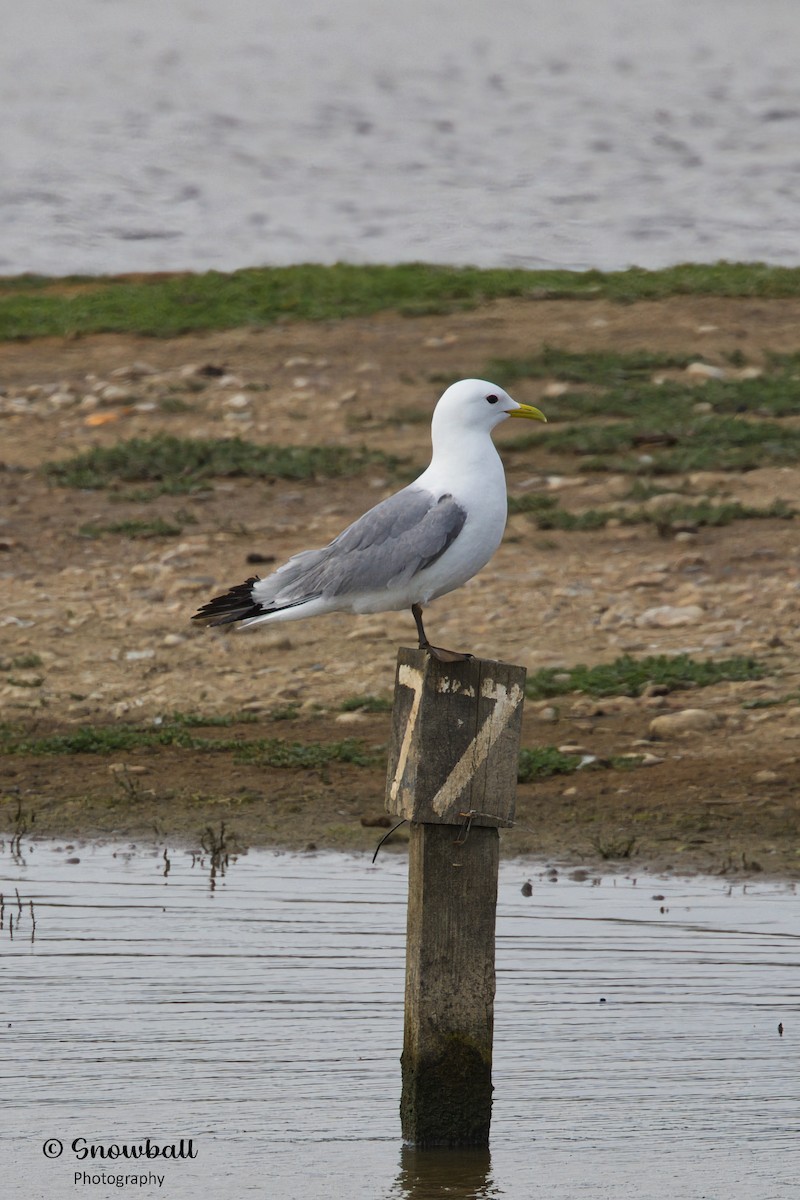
<box><xmin>389</xmin><ymin>663</ymin><xmax>424</xmax><ymax>804</ymax></box>
<box><xmin>431</xmin><ymin>681</ymin><xmax>523</xmax><ymax>816</ymax></box>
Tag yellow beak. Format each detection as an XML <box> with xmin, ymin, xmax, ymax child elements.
<box><xmin>507</xmin><ymin>403</ymin><xmax>547</xmax><ymax>423</ymax></box>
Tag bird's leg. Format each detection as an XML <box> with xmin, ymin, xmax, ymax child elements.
<box><xmin>411</xmin><ymin>603</ymin><xmax>473</xmax><ymax>663</ymax></box>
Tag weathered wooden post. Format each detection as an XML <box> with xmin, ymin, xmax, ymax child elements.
<box><xmin>385</xmin><ymin>646</ymin><xmax>526</xmax><ymax>1146</ymax></box>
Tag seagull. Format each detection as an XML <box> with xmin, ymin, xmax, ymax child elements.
<box><xmin>192</xmin><ymin>379</ymin><xmax>546</xmax><ymax>661</ymax></box>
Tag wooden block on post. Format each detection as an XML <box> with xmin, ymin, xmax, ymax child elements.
<box><xmin>386</xmin><ymin>648</ymin><xmax>527</xmax><ymax>1147</ymax></box>
<box><xmin>386</xmin><ymin>647</ymin><xmax>526</xmax><ymax>828</ymax></box>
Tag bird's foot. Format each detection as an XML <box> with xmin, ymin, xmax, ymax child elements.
<box><xmin>420</xmin><ymin>642</ymin><xmax>474</xmax><ymax>664</ymax></box>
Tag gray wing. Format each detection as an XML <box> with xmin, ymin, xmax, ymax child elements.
<box><xmin>253</xmin><ymin>486</ymin><xmax>467</xmax><ymax>608</ymax></box>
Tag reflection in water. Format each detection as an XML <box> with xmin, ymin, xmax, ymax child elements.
<box><xmin>0</xmin><ymin>843</ymin><xmax>796</xmax><ymax>1200</ymax></box>
<box><xmin>393</xmin><ymin>1147</ymin><xmax>497</xmax><ymax>1200</ymax></box>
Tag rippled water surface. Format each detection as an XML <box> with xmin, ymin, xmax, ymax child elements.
<box><xmin>4</xmin><ymin>1</ymin><xmax>800</xmax><ymax>275</ymax></box>
<box><xmin>1</xmin><ymin>842</ymin><xmax>797</xmax><ymax>1199</ymax></box>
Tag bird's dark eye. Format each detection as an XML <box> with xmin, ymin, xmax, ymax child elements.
<box><xmin>486</xmin><ymin>394</ymin><xmax>499</xmax><ymax>404</ymax></box>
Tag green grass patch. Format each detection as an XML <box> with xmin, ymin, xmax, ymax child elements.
<box><xmin>160</xmin><ymin>711</ymin><xmax>261</xmax><ymax>728</ymax></box>
<box><xmin>44</xmin><ymin>434</ymin><xmax>395</xmax><ymax>494</ymax></box>
<box><xmin>515</xmin><ymin>413</ymin><xmax>800</xmax><ymax>473</ymax></box>
<box><xmin>509</xmin><ymin>494</ymin><xmax>795</xmax><ymax>530</ymax></box>
<box><xmin>491</xmin><ymin>351</ymin><xmax>800</xmax><ymax>423</ymax></box>
<box><xmin>518</xmin><ymin>747</ymin><xmax>583</xmax><ymax>781</ymax></box>
<box><xmin>2</xmin><ymin>262</ymin><xmax>800</xmax><ymax>340</ymax></box>
<box><xmin>517</xmin><ymin>749</ymin><xmax>652</xmax><ymax>782</ymax></box>
<box><xmin>489</xmin><ymin>347</ymin><xmax>693</xmax><ymax>387</ymax></box>
<box><xmin>340</xmin><ymin>695</ymin><xmax>393</xmax><ymax>713</ymax></box>
<box><xmin>526</xmin><ymin>654</ymin><xmax>766</xmax><ymax>700</ymax></box>
<box><xmin>78</xmin><ymin>518</ymin><xmax>184</xmax><ymax>539</ymax></box>
<box><xmin>0</xmin><ymin>721</ymin><xmax>376</xmax><ymax>768</ymax></box>
<box><xmin>2</xmin><ymin>654</ymin><xmax>44</xmax><ymax>670</ymax></box>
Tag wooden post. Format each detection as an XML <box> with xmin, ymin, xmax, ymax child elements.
<box><xmin>385</xmin><ymin>647</ymin><xmax>526</xmax><ymax>1147</ymax></box>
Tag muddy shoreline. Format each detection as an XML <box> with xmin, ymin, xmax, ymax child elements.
<box><xmin>2</xmin><ymin>296</ymin><xmax>799</xmax><ymax>877</ymax></box>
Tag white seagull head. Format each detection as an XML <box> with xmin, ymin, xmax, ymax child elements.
<box><xmin>431</xmin><ymin>378</ymin><xmax>547</xmax><ymax>438</ymax></box>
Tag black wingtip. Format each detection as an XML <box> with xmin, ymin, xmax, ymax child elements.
<box><xmin>191</xmin><ymin>575</ymin><xmax>263</xmax><ymax>627</ymax></box>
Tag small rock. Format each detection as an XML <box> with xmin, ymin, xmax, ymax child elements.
<box><xmin>642</xmin><ymin>683</ymin><xmax>670</xmax><ymax>698</ymax></box>
<box><xmin>558</xmin><ymin>743</ymin><xmax>587</xmax><ymax>754</ymax></box>
<box><xmin>100</xmin><ymin>384</ymin><xmax>131</xmax><ymax>403</ymax></box>
<box><xmin>336</xmin><ymin>711</ymin><xmax>368</xmax><ymax>725</ymax></box>
<box><xmin>642</xmin><ymin>493</ymin><xmax>689</xmax><ymax>512</ymax></box>
<box><xmin>162</xmin><ymin>634</ymin><xmax>186</xmax><ymax>647</ymax></box>
<box><xmin>753</xmin><ymin>769</ymin><xmax>782</xmax><ymax>784</ymax></box>
<box><xmin>124</xmin><ymin>649</ymin><xmax>155</xmax><ymax>661</ymax></box>
<box><xmin>250</xmin><ymin>633</ymin><xmax>292</xmax><ymax>652</ymax></box>
<box><xmin>537</xmin><ymin>706</ymin><xmax>559</xmax><ymax>723</ymax></box>
<box><xmin>675</xmin><ymin>553</ymin><xmax>708</xmax><ymax>570</ymax></box>
<box><xmin>649</xmin><ymin>709</ymin><xmax>720</xmax><ymax>737</ymax></box>
<box><xmin>223</xmin><ymin>393</ymin><xmax>250</xmax><ymax>409</ymax></box>
<box><xmin>346</xmin><ymin>625</ymin><xmax>388</xmax><ymax>641</ymax></box>
<box><xmin>636</xmin><ymin>604</ymin><xmax>704</xmax><ymax>628</ymax></box>
<box><xmin>686</xmin><ymin>361</ymin><xmax>725</xmax><ymax>380</ymax></box>
<box><xmin>626</xmin><ymin>571</ymin><xmax>669</xmax><ymax>588</ymax></box>
<box><xmin>110</xmin><ymin>362</ymin><xmax>157</xmax><ymax>380</ymax></box>
<box><xmin>617</xmin><ymin>752</ymin><xmax>664</xmax><ymax>766</ymax></box>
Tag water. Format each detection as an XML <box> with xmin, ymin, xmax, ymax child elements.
<box><xmin>4</xmin><ymin>1</ymin><xmax>800</xmax><ymax>276</ymax></box>
<box><xmin>1</xmin><ymin>841</ymin><xmax>797</xmax><ymax>1199</ymax></box>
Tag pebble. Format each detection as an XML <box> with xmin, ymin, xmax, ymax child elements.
<box><xmin>162</xmin><ymin>634</ymin><xmax>186</xmax><ymax>647</ymax></box>
<box><xmin>345</xmin><ymin>625</ymin><xmax>388</xmax><ymax>641</ymax></box>
<box><xmin>686</xmin><ymin>361</ymin><xmax>725</xmax><ymax>380</ymax></box>
<box><xmin>109</xmin><ymin>362</ymin><xmax>157</xmax><ymax>380</ymax></box>
<box><xmin>636</xmin><ymin>604</ymin><xmax>705</xmax><ymax>628</ymax></box>
<box><xmin>626</xmin><ymin>571</ymin><xmax>669</xmax><ymax>588</ymax></box>
<box><xmin>545</xmin><ymin>474</ymin><xmax>584</xmax><ymax>491</ymax></box>
<box><xmin>537</xmin><ymin>706</ymin><xmax>559</xmax><ymax>723</ymax></box>
<box><xmin>753</xmin><ymin>769</ymin><xmax>782</xmax><ymax>784</ymax></box>
<box><xmin>649</xmin><ymin>709</ymin><xmax>720</xmax><ymax>737</ymax></box>
<box><xmin>675</xmin><ymin>553</ymin><xmax>708</xmax><ymax>571</ymax></box>
<box><xmin>124</xmin><ymin>649</ymin><xmax>155</xmax><ymax>661</ymax></box>
<box><xmin>100</xmin><ymin>384</ymin><xmax>131</xmax><ymax>403</ymax></box>
<box><xmin>335</xmin><ymin>711</ymin><xmax>368</xmax><ymax>725</ymax></box>
<box><xmin>642</xmin><ymin>493</ymin><xmax>689</xmax><ymax>512</ymax></box>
